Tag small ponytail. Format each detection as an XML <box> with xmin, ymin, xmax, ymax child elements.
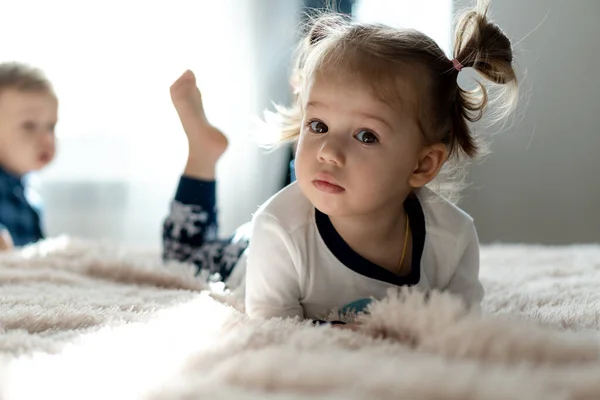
<box><xmin>450</xmin><ymin>0</ymin><xmax>518</xmax><ymax>156</ymax></box>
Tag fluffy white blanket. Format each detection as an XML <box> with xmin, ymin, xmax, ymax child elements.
<box><xmin>0</xmin><ymin>237</ymin><xmax>599</xmax><ymax>400</ymax></box>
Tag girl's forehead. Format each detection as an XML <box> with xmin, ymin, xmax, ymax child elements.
<box><xmin>306</xmin><ymin>75</ymin><xmax>378</xmax><ymax>105</ymax></box>
<box><xmin>301</xmin><ymin>41</ymin><xmax>423</xmax><ymax>103</ymax></box>
<box><xmin>303</xmin><ymin>71</ymin><xmax>418</xmax><ymax>116</ymax></box>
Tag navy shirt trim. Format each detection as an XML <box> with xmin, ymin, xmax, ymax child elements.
<box><xmin>315</xmin><ymin>193</ymin><xmax>425</xmax><ymax>286</ymax></box>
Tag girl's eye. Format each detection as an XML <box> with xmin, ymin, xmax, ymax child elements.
<box><xmin>355</xmin><ymin>130</ymin><xmax>378</xmax><ymax>144</ymax></box>
<box><xmin>309</xmin><ymin>121</ymin><xmax>328</xmax><ymax>134</ymax></box>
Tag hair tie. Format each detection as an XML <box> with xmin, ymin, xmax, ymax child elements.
<box><xmin>452</xmin><ymin>58</ymin><xmax>464</xmax><ymax>72</ymax></box>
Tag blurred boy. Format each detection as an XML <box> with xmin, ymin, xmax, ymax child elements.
<box><xmin>0</xmin><ymin>62</ymin><xmax>57</xmax><ymax>250</ymax></box>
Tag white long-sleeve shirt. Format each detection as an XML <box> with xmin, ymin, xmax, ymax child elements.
<box><xmin>242</xmin><ymin>182</ymin><xmax>483</xmax><ymax>320</ymax></box>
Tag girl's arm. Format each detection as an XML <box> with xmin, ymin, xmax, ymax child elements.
<box><xmin>245</xmin><ymin>212</ymin><xmax>304</xmax><ymax>319</ymax></box>
<box><xmin>445</xmin><ymin>222</ymin><xmax>485</xmax><ymax>311</ymax></box>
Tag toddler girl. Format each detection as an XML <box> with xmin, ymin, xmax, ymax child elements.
<box><xmin>163</xmin><ymin>0</ymin><xmax>518</xmax><ymax>322</ymax></box>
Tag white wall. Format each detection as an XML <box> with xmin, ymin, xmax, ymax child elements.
<box><xmin>455</xmin><ymin>0</ymin><xmax>600</xmax><ymax>244</ymax></box>
<box><xmin>355</xmin><ymin>0</ymin><xmax>452</xmax><ymax>54</ymax></box>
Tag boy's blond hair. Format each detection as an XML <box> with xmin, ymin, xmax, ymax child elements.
<box><xmin>0</xmin><ymin>62</ymin><xmax>55</xmax><ymax>96</ymax></box>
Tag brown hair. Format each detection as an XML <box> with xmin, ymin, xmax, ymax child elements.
<box><xmin>270</xmin><ymin>0</ymin><xmax>518</xmax><ymax>198</ymax></box>
<box><xmin>0</xmin><ymin>62</ymin><xmax>55</xmax><ymax>96</ymax></box>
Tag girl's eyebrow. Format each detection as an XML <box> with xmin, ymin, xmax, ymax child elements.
<box><xmin>356</xmin><ymin>111</ymin><xmax>393</xmax><ymax>131</ymax></box>
<box><xmin>306</xmin><ymin>100</ymin><xmax>328</xmax><ymax>109</ymax></box>
<box><xmin>306</xmin><ymin>100</ymin><xmax>393</xmax><ymax>131</ymax></box>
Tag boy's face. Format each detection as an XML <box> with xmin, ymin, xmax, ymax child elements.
<box><xmin>0</xmin><ymin>88</ymin><xmax>57</xmax><ymax>176</ymax></box>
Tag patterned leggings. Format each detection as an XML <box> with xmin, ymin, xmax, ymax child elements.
<box><xmin>161</xmin><ymin>178</ymin><xmax>250</xmax><ymax>282</ymax></box>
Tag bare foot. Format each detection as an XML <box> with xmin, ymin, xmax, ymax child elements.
<box><xmin>170</xmin><ymin>70</ymin><xmax>228</xmax><ymax>179</ymax></box>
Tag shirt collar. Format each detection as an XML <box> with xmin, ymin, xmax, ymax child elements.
<box><xmin>0</xmin><ymin>166</ymin><xmax>24</xmax><ymax>189</ymax></box>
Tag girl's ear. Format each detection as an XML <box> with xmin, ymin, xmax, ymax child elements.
<box><xmin>408</xmin><ymin>143</ymin><xmax>448</xmax><ymax>188</ymax></box>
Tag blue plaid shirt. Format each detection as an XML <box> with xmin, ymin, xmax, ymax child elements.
<box><xmin>0</xmin><ymin>167</ymin><xmax>44</xmax><ymax>246</ymax></box>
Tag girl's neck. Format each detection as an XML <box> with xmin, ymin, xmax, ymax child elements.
<box><xmin>328</xmin><ymin>195</ymin><xmax>409</xmax><ymax>256</ymax></box>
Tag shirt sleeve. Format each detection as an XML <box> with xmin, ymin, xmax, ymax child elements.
<box><xmin>245</xmin><ymin>212</ymin><xmax>304</xmax><ymax>319</ymax></box>
<box><xmin>445</xmin><ymin>221</ymin><xmax>484</xmax><ymax>312</ymax></box>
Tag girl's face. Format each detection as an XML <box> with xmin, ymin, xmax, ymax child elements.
<box><xmin>295</xmin><ymin>73</ymin><xmax>426</xmax><ymax>218</ymax></box>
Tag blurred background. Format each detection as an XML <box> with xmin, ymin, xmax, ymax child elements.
<box><xmin>0</xmin><ymin>0</ymin><xmax>597</xmax><ymax>249</ymax></box>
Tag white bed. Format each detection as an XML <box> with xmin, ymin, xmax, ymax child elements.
<box><xmin>0</xmin><ymin>237</ymin><xmax>599</xmax><ymax>399</ymax></box>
